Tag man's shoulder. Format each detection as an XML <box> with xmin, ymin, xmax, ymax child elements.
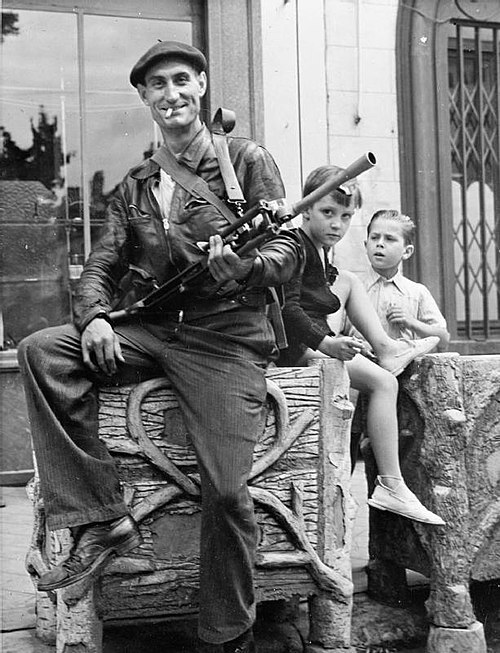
<box><xmin>227</xmin><ymin>135</ymin><xmax>273</xmax><ymax>162</ymax></box>
<box><xmin>126</xmin><ymin>157</ymin><xmax>158</xmax><ymax>179</ymax></box>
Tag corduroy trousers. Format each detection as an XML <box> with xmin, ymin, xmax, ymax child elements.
<box><xmin>17</xmin><ymin>307</ymin><xmax>276</xmax><ymax>643</ymax></box>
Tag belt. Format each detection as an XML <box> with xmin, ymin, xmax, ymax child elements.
<box><xmin>143</xmin><ymin>294</ymin><xmax>267</xmax><ymax>324</ymax></box>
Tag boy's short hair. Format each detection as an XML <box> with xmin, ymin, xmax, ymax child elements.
<box><xmin>302</xmin><ymin>165</ymin><xmax>362</xmax><ymax>209</ymax></box>
<box><xmin>367</xmin><ymin>209</ymin><xmax>416</xmax><ymax>245</ymax></box>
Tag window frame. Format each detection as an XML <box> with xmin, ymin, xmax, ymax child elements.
<box><xmin>396</xmin><ymin>0</ymin><xmax>500</xmax><ymax>354</ymax></box>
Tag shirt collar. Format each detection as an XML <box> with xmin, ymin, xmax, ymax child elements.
<box><xmin>176</xmin><ymin>123</ymin><xmax>211</xmax><ymax>171</ymax></box>
<box><xmin>366</xmin><ymin>267</ymin><xmax>407</xmax><ymax>293</ymax></box>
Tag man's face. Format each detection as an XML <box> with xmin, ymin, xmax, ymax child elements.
<box><xmin>302</xmin><ymin>194</ymin><xmax>355</xmax><ymax>249</ymax></box>
<box><xmin>365</xmin><ymin>217</ymin><xmax>413</xmax><ymax>275</ymax></box>
<box><xmin>138</xmin><ymin>58</ymin><xmax>207</xmax><ymax>136</ymax></box>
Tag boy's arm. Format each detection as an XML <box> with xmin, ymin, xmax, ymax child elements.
<box><xmin>281</xmin><ymin>273</ymin><xmax>332</xmax><ymax>350</ymax></box>
<box><xmin>386</xmin><ymin>285</ymin><xmax>450</xmax><ymax>349</ymax></box>
<box><xmin>281</xmin><ymin>271</ymin><xmax>368</xmax><ymax>361</ymax></box>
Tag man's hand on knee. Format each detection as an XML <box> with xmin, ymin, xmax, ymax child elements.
<box><xmin>81</xmin><ymin>317</ymin><xmax>125</xmax><ymax>375</ymax></box>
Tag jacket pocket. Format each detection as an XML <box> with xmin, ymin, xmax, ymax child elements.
<box><xmin>112</xmin><ymin>264</ymin><xmax>159</xmax><ymax>310</ymax></box>
<box><xmin>128</xmin><ymin>204</ymin><xmax>153</xmax><ymax>223</ymax></box>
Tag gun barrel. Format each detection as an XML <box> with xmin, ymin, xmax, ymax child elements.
<box><xmin>290</xmin><ymin>152</ymin><xmax>376</xmax><ymax>217</ymax></box>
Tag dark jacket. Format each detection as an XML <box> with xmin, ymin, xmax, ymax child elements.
<box><xmin>279</xmin><ymin>228</ymin><xmax>340</xmax><ymax>364</ymax></box>
<box><xmin>73</xmin><ymin>125</ymin><xmax>302</xmax><ymax>332</ymax></box>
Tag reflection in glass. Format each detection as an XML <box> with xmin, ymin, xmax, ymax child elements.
<box><xmin>1</xmin><ymin>9</ymin><xmax>79</xmax><ymax>347</ymax></box>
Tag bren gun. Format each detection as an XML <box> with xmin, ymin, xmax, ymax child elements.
<box><xmin>108</xmin><ymin>152</ymin><xmax>376</xmax><ymax>323</ymax></box>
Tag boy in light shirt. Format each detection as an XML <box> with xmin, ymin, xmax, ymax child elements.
<box><xmin>355</xmin><ymin>210</ymin><xmax>450</xmax><ymax>350</ymax></box>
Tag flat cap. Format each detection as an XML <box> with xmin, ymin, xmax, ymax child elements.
<box><xmin>130</xmin><ymin>41</ymin><xmax>207</xmax><ymax>87</ymax></box>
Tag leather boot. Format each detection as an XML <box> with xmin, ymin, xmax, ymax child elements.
<box><xmin>223</xmin><ymin>628</ymin><xmax>256</xmax><ymax>653</ymax></box>
<box><xmin>38</xmin><ymin>515</ymin><xmax>142</xmax><ymax>591</ymax></box>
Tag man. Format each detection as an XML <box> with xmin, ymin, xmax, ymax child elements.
<box><xmin>18</xmin><ymin>41</ymin><xmax>302</xmax><ymax>653</ymax></box>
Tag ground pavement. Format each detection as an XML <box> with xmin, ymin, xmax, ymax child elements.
<box><xmin>1</xmin><ymin>462</ymin><xmax>498</xmax><ymax>653</ymax></box>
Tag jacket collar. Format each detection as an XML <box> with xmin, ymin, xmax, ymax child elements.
<box><xmin>298</xmin><ymin>228</ymin><xmax>330</xmax><ymax>267</ymax></box>
<box><xmin>131</xmin><ymin>124</ymin><xmax>212</xmax><ymax>180</ymax></box>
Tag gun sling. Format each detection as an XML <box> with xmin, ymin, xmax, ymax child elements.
<box><xmin>151</xmin><ymin>145</ymin><xmax>240</xmax><ymax>227</ymax></box>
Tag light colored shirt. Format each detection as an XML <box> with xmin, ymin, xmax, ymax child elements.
<box><xmin>152</xmin><ymin>168</ymin><xmax>176</xmax><ymax>232</ymax></box>
<box><xmin>352</xmin><ymin>267</ymin><xmax>447</xmax><ymax>341</ymax></box>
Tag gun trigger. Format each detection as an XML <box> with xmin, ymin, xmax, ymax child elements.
<box><xmin>196</xmin><ymin>241</ymin><xmax>209</xmax><ymax>252</ymax></box>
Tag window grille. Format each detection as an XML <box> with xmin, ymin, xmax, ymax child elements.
<box><xmin>448</xmin><ymin>20</ymin><xmax>500</xmax><ymax>340</ymax></box>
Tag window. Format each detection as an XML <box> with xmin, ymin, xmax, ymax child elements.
<box><xmin>0</xmin><ymin>0</ymin><xmax>204</xmax><ymax>349</ymax></box>
<box><xmin>396</xmin><ymin>0</ymin><xmax>500</xmax><ymax>353</ymax></box>
<box><xmin>448</xmin><ymin>20</ymin><xmax>500</xmax><ymax>340</ymax></box>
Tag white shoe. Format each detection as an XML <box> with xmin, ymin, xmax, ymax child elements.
<box><xmin>379</xmin><ymin>336</ymin><xmax>440</xmax><ymax>377</ymax></box>
<box><xmin>367</xmin><ymin>476</ymin><xmax>445</xmax><ymax>525</ymax></box>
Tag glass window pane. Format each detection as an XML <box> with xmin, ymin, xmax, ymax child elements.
<box><xmin>1</xmin><ymin>9</ymin><xmax>80</xmax><ymax>348</ymax></box>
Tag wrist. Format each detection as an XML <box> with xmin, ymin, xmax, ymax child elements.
<box><xmin>91</xmin><ymin>312</ymin><xmax>111</xmax><ymax>325</ymax></box>
<box><xmin>318</xmin><ymin>333</ymin><xmax>336</xmax><ymax>355</ymax></box>
<box><xmin>236</xmin><ymin>260</ymin><xmax>255</xmax><ymax>286</ymax></box>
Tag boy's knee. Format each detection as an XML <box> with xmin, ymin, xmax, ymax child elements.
<box><xmin>381</xmin><ymin>369</ymin><xmax>399</xmax><ymax>395</ymax></box>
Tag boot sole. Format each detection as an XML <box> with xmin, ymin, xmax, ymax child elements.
<box><xmin>367</xmin><ymin>498</ymin><xmax>445</xmax><ymax>525</ymax></box>
<box><xmin>37</xmin><ymin>529</ymin><xmax>143</xmax><ymax>592</ymax></box>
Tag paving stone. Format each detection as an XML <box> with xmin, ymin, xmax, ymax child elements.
<box><xmin>2</xmin><ymin>465</ymin><xmax>499</xmax><ymax>653</ymax></box>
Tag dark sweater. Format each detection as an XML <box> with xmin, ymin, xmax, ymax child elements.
<box><xmin>279</xmin><ymin>228</ymin><xmax>340</xmax><ymax>365</ymax></box>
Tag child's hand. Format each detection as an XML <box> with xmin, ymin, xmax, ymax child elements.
<box><xmin>386</xmin><ymin>304</ymin><xmax>412</xmax><ymax>328</ymax></box>
<box><xmin>323</xmin><ymin>335</ymin><xmax>364</xmax><ymax>361</ymax></box>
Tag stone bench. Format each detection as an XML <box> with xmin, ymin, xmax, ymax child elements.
<box><xmin>363</xmin><ymin>353</ymin><xmax>500</xmax><ymax>653</ymax></box>
<box><xmin>26</xmin><ymin>360</ymin><xmax>357</xmax><ymax>653</ymax></box>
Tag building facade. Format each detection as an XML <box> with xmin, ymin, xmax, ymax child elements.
<box><xmin>1</xmin><ymin>0</ymin><xmax>499</xmax><ymax>478</ymax></box>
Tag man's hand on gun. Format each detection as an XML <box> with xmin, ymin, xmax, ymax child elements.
<box><xmin>207</xmin><ymin>234</ymin><xmax>255</xmax><ymax>284</ymax></box>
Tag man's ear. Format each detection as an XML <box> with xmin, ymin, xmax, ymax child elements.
<box><xmin>137</xmin><ymin>84</ymin><xmax>149</xmax><ymax>106</ymax></box>
<box><xmin>302</xmin><ymin>209</ymin><xmax>310</xmax><ymax>221</ymax></box>
<box><xmin>198</xmin><ymin>71</ymin><xmax>208</xmax><ymax>97</ymax></box>
<box><xmin>402</xmin><ymin>244</ymin><xmax>414</xmax><ymax>260</ymax></box>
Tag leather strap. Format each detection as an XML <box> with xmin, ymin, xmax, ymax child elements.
<box><xmin>210</xmin><ymin>108</ymin><xmax>245</xmax><ymax>206</ymax></box>
<box><xmin>151</xmin><ymin>145</ymin><xmax>239</xmax><ymax>226</ymax></box>
<box><xmin>267</xmin><ymin>286</ymin><xmax>288</xmax><ymax>350</ymax></box>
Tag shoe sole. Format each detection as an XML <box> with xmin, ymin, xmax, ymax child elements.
<box><xmin>367</xmin><ymin>498</ymin><xmax>445</xmax><ymax>525</ymax></box>
<box><xmin>387</xmin><ymin>339</ymin><xmax>439</xmax><ymax>377</ymax></box>
<box><xmin>37</xmin><ymin>529</ymin><xmax>143</xmax><ymax>592</ymax></box>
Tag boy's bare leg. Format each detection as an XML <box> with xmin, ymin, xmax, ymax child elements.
<box><xmin>341</xmin><ymin>272</ymin><xmax>439</xmax><ymax>375</ymax></box>
<box><xmin>299</xmin><ymin>348</ymin><xmax>401</xmax><ymax>478</ymax></box>
<box><xmin>346</xmin><ymin>356</ymin><xmax>401</xmax><ymax>479</ymax></box>
<box><xmin>300</xmin><ymin>348</ymin><xmax>444</xmax><ymax>525</ymax></box>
